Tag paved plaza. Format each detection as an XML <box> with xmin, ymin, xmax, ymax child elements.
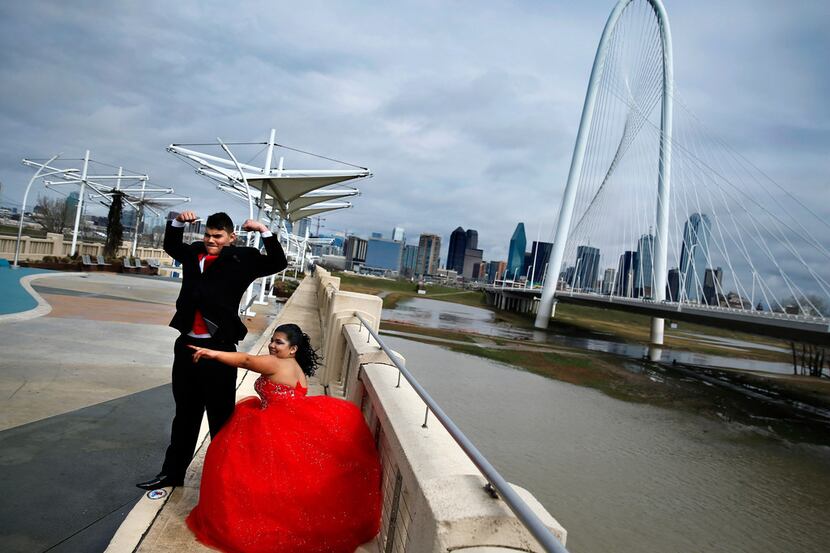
<box><xmin>0</xmin><ymin>270</ymin><xmax>281</xmax><ymax>552</ymax></box>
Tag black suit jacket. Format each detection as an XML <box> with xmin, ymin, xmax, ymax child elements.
<box><xmin>164</xmin><ymin>221</ymin><xmax>288</xmax><ymax>344</ymax></box>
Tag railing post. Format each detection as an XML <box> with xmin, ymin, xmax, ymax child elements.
<box><xmin>319</xmin><ymin>291</ymin><xmax>381</xmax><ymax>387</ymax></box>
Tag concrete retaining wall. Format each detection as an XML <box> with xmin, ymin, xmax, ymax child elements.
<box><xmin>314</xmin><ymin>267</ymin><xmax>567</xmax><ymax>552</ymax></box>
<box><xmin>0</xmin><ymin>233</ymin><xmax>172</xmax><ymax>262</ymax></box>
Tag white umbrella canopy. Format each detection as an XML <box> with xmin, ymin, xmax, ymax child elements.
<box><xmin>214</xmin><ymin>183</ymin><xmax>357</xmax><ymax>222</ymax></box>
<box><xmin>281</xmin><ymin>188</ymin><xmax>359</xmax><ymax>212</ymax></box>
<box><xmin>167</xmin><ymin>129</ymin><xmax>370</xmax><ymax>222</ymax></box>
<box><xmin>284</xmin><ymin>203</ymin><xmax>352</xmax><ymax>221</ymax></box>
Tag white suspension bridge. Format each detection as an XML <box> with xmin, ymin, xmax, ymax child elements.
<box><xmin>486</xmin><ymin>0</ymin><xmax>830</xmax><ymax>355</ymax></box>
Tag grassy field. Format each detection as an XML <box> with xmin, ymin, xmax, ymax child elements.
<box><xmin>444</xmin><ymin>340</ymin><xmax>830</xmax><ymax>444</ymax></box>
<box><xmin>1</xmin><ymin>225</ymin><xmax>47</xmax><ymax>238</ymax></box>
<box><xmin>334</xmin><ymin>272</ymin><xmax>487</xmax><ymax>309</ymax></box>
<box><xmin>446</xmin><ymin>343</ymin><xmax>675</xmax><ymax>404</ymax></box>
<box><xmin>378</xmin><ymin>324</ymin><xmax>727</xmax><ymax>408</ymax></box>
<box><xmin>492</xmin><ymin>300</ymin><xmax>793</xmax><ymax>362</ymax></box>
<box><xmin>380</xmin><ymin>320</ymin><xmax>477</xmax><ymax>343</ymax></box>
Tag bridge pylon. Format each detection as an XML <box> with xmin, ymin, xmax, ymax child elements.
<box><xmin>535</xmin><ymin>0</ymin><xmax>674</xmax><ymax>361</ymax></box>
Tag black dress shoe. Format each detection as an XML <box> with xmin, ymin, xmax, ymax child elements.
<box><xmin>136</xmin><ymin>474</ymin><xmax>184</xmax><ymax>491</ymax></box>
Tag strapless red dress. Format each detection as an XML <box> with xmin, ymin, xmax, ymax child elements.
<box><xmin>186</xmin><ymin>376</ymin><xmax>382</xmax><ymax>553</ymax></box>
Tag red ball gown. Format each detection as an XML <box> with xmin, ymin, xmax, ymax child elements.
<box><xmin>186</xmin><ymin>376</ymin><xmax>382</xmax><ymax>553</ymax></box>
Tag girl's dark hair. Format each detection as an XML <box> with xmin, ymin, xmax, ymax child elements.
<box><xmin>275</xmin><ymin>323</ymin><xmax>319</xmax><ymax>376</ymax></box>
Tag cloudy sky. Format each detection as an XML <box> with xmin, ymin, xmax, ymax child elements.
<box><xmin>1</xmin><ymin>0</ymin><xmax>828</xmax><ymax>272</ymax></box>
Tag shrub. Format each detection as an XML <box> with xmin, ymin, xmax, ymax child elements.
<box><xmin>271</xmin><ymin>279</ymin><xmax>299</xmax><ymax>297</ymax></box>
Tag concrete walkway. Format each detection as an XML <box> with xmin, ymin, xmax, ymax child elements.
<box><xmin>109</xmin><ymin>276</ymin><xmax>323</xmax><ymax>553</ymax></box>
<box><xmin>0</xmin><ymin>272</ymin><xmax>284</xmax><ymax>552</ymax></box>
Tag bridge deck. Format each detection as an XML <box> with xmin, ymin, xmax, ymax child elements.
<box><xmin>485</xmin><ymin>286</ymin><xmax>830</xmax><ymax>345</ymax></box>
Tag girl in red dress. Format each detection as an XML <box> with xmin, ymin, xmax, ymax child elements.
<box><xmin>185</xmin><ymin>323</ymin><xmax>382</xmax><ymax>553</ymax></box>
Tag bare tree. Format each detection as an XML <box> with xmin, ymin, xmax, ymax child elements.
<box><xmin>34</xmin><ymin>195</ymin><xmax>68</xmax><ymax>234</ymax></box>
<box><xmin>805</xmin><ymin>295</ymin><xmax>829</xmax><ymax>317</ymax></box>
<box><xmin>782</xmin><ymin>294</ymin><xmax>829</xmax><ymax>317</ymax></box>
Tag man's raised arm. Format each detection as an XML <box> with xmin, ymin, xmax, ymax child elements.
<box><xmin>242</xmin><ymin>219</ymin><xmax>288</xmax><ymax>277</ymax></box>
<box><xmin>164</xmin><ymin>211</ymin><xmax>198</xmax><ymax>262</ymax></box>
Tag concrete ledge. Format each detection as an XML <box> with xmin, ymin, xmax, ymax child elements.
<box><xmin>418</xmin><ymin>475</ymin><xmax>566</xmax><ymax>551</ymax></box>
<box><xmin>331</xmin><ymin>342</ymin><xmax>566</xmax><ymax>551</ymax></box>
<box><xmin>308</xmin><ymin>267</ymin><xmax>567</xmax><ymax>552</ymax></box>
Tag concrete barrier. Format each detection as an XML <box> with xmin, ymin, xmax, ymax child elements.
<box><xmin>0</xmin><ymin>233</ymin><xmax>172</xmax><ymax>262</ymax></box>
<box><xmin>314</xmin><ymin>269</ymin><xmax>568</xmax><ymax>552</ymax></box>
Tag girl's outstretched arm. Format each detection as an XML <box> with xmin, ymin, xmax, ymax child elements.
<box><xmin>188</xmin><ymin>345</ymin><xmax>278</xmax><ymax>375</ymax></box>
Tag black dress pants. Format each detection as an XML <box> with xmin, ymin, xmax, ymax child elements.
<box><xmin>160</xmin><ymin>334</ymin><xmax>237</xmax><ymax>480</ymax></box>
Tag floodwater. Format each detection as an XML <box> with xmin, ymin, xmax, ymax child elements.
<box><xmin>383</xmin><ymin>297</ymin><xmax>794</xmax><ymax>374</ymax></box>
<box><xmin>382</xmin><ymin>335</ymin><xmax>830</xmax><ymax>553</ymax></box>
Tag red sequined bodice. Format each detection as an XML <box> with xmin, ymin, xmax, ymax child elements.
<box><xmin>254</xmin><ymin>376</ymin><xmax>308</xmax><ymax>408</ymax></box>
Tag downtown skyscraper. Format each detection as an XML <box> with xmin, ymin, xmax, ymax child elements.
<box><xmin>529</xmin><ymin>241</ymin><xmax>553</xmax><ymax>285</ymax></box>
<box><xmin>506</xmin><ymin>223</ymin><xmax>527</xmax><ymax>280</ymax></box>
<box><xmin>447</xmin><ymin>226</ymin><xmax>466</xmax><ymax>274</ymax></box>
<box><xmin>616</xmin><ymin>251</ymin><xmax>638</xmax><ymax>297</ymax></box>
<box><xmin>465</xmin><ymin>229</ymin><xmax>478</xmax><ymax>250</ymax></box>
<box><xmin>574</xmin><ymin>245</ymin><xmax>601</xmax><ymax>291</ymax></box>
<box><xmin>416</xmin><ymin>233</ymin><xmax>441</xmax><ymax>276</ymax></box>
<box><xmin>679</xmin><ymin>213</ymin><xmax>712</xmax><ymax>302</ymax></box>
<box><xmin>447</xmin><ymin>226</ymin><xmax>483</xmax><ymax>279</ymax></box>
<box><xmin>401</xmin><ymin>244</ymin><xmax>419</xmax><ymax>277</ymax></box>
<box><xmin>634</xmin><ymin>232</ymin><xmax>655</xmax><ymax>298</ymax></box>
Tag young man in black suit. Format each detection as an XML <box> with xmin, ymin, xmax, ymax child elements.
<box><xmin>137</xmin><ymin>210</ymin><xmax>287</xmax><ymax>490</ymax></box>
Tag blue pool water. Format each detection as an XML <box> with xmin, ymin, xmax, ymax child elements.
<box><xmin>0</xmin><ymin>267</ymin><xmax>53</xmax><ymax>315</ymax></box>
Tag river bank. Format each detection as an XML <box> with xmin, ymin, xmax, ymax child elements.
<box><xmin>493</xmin><ymin>300</ymin><xmax>794</xmax><ymax>363</ymax></box>
<box><xmin>380</xmin><ymin>317</ymin><xmax>830</xmax><ymax>447</ymax></box>
<box><xmin>337</xmin><ymin>272</ymin><xmax>795</xmax><ymax>363</ymax></box>
<box><xmin>336</xmin><ymin>271</ymin><xmax>487</xmax><ymax>308</ymax></box>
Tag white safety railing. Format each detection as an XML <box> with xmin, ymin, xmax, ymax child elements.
<box><xmin>353</xmin><ymin>311</ymin><xmax>570</xmax><ymax>553</ymax></box>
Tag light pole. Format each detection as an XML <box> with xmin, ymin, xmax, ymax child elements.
<box><xmin>131</xmin><ymin>178</ymin><xmax>146</xmax><ymax>257</ymax></box>
<box><xmin>69</xmin><ymin>150</ymin><xmax>91</xmax><ymax>257</ymax></box>
<box><xmin>529</xmin><ymin>240</ymin><xmax>538</xmax><ymax>289</ymax></box>
<box><xmin>14</xmin><ymin>154</ymin><xmax>64</xmax><ymax>268</ymax></box>
<box><xmin>570</xmin><ymin>258</ymin><xmax>581</xmax><ymax>296</ymax></box>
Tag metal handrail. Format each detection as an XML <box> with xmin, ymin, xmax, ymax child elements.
<box><xmin>353</xmin><ymin>312</ymin><xmax>568</xmax><ymax>553</ymax></box>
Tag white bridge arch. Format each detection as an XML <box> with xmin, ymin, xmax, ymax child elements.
<box><xmin>535</xmin><ymin>0</ymin><xmax>674</xmax><ymax>358</ymax></box>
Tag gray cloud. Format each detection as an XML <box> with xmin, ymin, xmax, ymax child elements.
<box><xmin>0</xmin><ymin>0</ymin><xmax>827</xmax><ymax>295</ymax></box>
